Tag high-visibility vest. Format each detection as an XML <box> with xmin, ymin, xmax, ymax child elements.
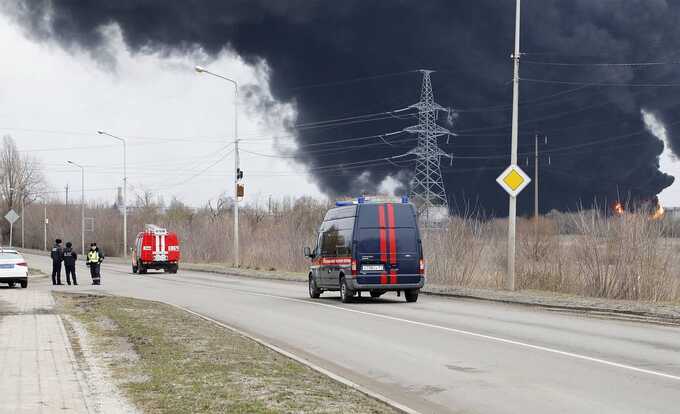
<box><xmin>87</xmin><ymin>250</ymin><xmax>100</xmax><ymax>263</ymax></box>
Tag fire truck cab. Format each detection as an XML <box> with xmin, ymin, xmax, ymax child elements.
<box><xmin>132</xmin><ymin>224</ymin><xmax>180</xmax><ymax>274</ymax></box>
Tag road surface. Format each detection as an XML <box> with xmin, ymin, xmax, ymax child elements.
<box><xmin>23</xmin><ymin>253</ymin><xmax>680</xmax><ymax>413</ymax></box>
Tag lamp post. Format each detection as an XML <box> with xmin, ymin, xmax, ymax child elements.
<box><xmin>67</xmin><ymin>161</ymin><xmax>85</xmax><ymax>254</ymax></box>
<box><xmin>195</xmin><ymin>65</ymin><xmax>240</xmax><ymax>267</ymax></box>
<box><xmin>97</xmin><ymin>130</ymin><xmax>128</xmax><ymax>257</ymax></box>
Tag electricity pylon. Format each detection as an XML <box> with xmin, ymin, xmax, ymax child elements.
<box><xmin>402</xmin><ymin>70</ymin><xmax>455</xmax><ymax>219</ymax></box>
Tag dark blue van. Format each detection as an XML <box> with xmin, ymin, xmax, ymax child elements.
<box><xmin>304</xmin><ymin>198</ymin><xmax>425</xmax><ymax>303</ymax></box>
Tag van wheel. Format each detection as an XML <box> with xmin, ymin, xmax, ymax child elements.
<box><xmin>405</xmin><ymin>289</ymin><xmax>419</xmax><ymax>303</ymax></box>
<box><xmin>20</xmin><ymin>281</ymin><xmax>27</xmax><ymax>289</ymax></box>
<box><xmin>308</xmin><ymin>276</ymin><xmax>321</xmax><ymax>298</ymax></box>
<box><xmin>8</xmin><ymin>282</ymin><xmax>15</xmax><ymax>288</ymax></box>
<box><xmin>132</xmin><ymin>265</ymin><xmax>138</xmax><ymax>274</ymax></box>
<box><xmin>370</xmin><ymin>290</ymin><xmax>384</xmax><ymax>298</ymax></box>
<box><xmin>340</xmin><ymin>277</ymin><xmax>353</xmax><ymax>303</ymax></box>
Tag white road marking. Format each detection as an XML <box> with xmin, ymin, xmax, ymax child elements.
<box><xmin>222</xmin><ymin>287</ymin><xmax>680</xmax><ymax>383</ymax></box>
<box><xmin>42</xmin><ymin>257</ymin><xmax>680</xmax><ymax>383</ymax></box>
<box><xmin>173</xmin><ymin>304</ymin><xmax>423</xmax><ymax>414</ymax></box>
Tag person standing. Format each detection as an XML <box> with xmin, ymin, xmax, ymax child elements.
<box><xmin>86</xmin><ymin>242</ymin><xmax>104</xmax><ymax>285</ymax></box>
<box><xmin>63</xmin><ymin>242</ymin><xmax>78</xmax><ymax>286</ymax></box>
<box><xmin>50</xmin><ymin>239</ymin><xmax>64</xmax><ymax>285</ymax></box>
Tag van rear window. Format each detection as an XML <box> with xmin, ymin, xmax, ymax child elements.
<box><xmin>357</xmin><ymin>204</ymin><xmax>416</xmax><ymax>228</ymax></box>
<box><xmin>357</xmin><ymin>228</ymin><xmax>418</xmax><ymax>254</ymax></box>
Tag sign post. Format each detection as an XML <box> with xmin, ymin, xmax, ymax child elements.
<box><xmin>5</xmin><ymin>209</ymin><xmax>20</xmax><ymax>248</ymax></box>
<box><xmin>496</xmin><ymin>164</ymin><xmax>531</xmax><ymax>290</ymax></box>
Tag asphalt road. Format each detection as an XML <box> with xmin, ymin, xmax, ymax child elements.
<box><xmin>23</xmin><ymin>253</ymin><xmax>680</xmax><ymax>414</ymax></box>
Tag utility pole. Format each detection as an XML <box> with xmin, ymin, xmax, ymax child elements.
<box><xmin>97</xmin><ymin>131</ymin><xmax>128</xmax><ymax>257</ymax></box>
<box><xmin>234</xmin><ymin>137</ymin><xmax>240</xmax><ymax>267</ymax></box>
<box><xmin>65</xmin><ymin>184</ymin><xmax>69</xmax><ymax>206</ymax></box>
<box><xmin>534</xmin><ymin>134</ymin><xmax>539</xmax><ymax>219</ymax></box>
<box><xmin>43</xmin><ymin>201</ymin><xmax>47</xmax><ymax>251</ymax></box>
<box><xmin>68</xmin><ymin>161</ymin><xmax>86</xmax><ymax>254</ymax></box>
<box><xmin>20</xmin><ymin>193</ymin><xmax>24</xmax><ymax>248</ymax></box>
<box><xmin>401</xmin><ymin>70</ymin><xmax>454</xmax><ymax>222</ymax></box>
<box><xmin>194</xmin><ymin>65</ymin><xmax>240</xmax><ymax>267</ymax></box>
<box><xmin>507</xmin><ymin>0</ymin><xmax>521</xmax><ymax>291</ymax></box>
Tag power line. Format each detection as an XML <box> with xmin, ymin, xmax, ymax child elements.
<box><xmin>523</xmin><ymin>60</ymin><xmax>680</xmax><ymax>67</ymax></box>
<box><xmin>522</xmin><ymin>77</ymin><xmax>680</xmax><ymax>87</ymax></box>
<box><xmin>284</xmin><ymin>70</ymin><xmax>417</xmax><ymax>92</ymax></box>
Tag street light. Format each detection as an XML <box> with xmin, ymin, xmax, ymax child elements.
<box><xmin>195</xmin><ymin>65</ymin><xmax>241</xmax><ymax>267</ymax></box>
<box><xmin>97</xmin><ymin>130</ymin><xmax>128</xmax><ymax>257</ymax></box>
<box><xmin>67</xmin><ymin>161</ymin><xmax>86</xmax><ymax>254</ymax></box>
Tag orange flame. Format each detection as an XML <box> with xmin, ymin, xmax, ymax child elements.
<box><xmin>651</xmin><ymin>204</ymin><xmax>665</xmax><ymax>220</ymax></box>
<box><xmin>612</xmin><ymin>202</ymin><xmax>624</xmax><ymax>216</ymax></box>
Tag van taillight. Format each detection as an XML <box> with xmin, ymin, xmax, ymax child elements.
<box><xmin>351</xmin><ymin>259</ymin><xmax>358</xmax><ymax>277</ymax></box>
<box><xmin>419</xmin><ymin>258</ymin><xmax>425</xmax><ymax>275</ymax></box>
<box><xmin>17</xmin><ymin>262</ymin><xmax>28</xmax><ymax>267</ymax></box>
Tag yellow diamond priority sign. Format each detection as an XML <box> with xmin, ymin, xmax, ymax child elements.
<box><xmin>496</xmin><ymin>164</ymin><xmax>531</xmax><ymax>197</ymax></box>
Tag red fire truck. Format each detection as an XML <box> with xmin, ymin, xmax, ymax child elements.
<box><xmin>132</xmin><ymin>224</ymin><xmax>180</xmax><ymax>274</ymax></box>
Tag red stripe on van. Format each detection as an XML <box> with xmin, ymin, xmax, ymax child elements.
<box><xmin>378</xmin><ymin>205</ymin><xmax>388</xmax><ymax>285</ymax></box>
<box><xmin>387</xmin><ymin>203</ymin><xmax>398</xmax><ymax>284</ymax></box>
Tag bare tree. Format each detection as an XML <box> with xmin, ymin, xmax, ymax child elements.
<box><xmin>0</xmin><ymin>135</ymin><xmax>45</xmax><ymax>209</ymax></box>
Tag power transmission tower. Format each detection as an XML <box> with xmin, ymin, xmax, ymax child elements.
<box><xmin>401</xmin><ymin>70</ymin><xmax>454</xmax><ymax>220</ymax></box>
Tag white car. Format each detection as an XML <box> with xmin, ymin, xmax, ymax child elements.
<box><xmin>0</xmin><ymin>248</ymin><xmax>28</xmax><ymax>288</ymax></box>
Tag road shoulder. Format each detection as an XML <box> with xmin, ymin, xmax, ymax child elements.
<box><xmin>55</xmin><ymin>292</ymin><xmax>401</xmax><ymax>414</ymax></box>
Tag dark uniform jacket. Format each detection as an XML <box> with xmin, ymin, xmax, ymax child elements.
<box><xmin>63</xmin><ymin>248</ymin><xmax>77</xmax><ymax>267</ymax></box>
<box><xmin>50</xmin><ymin>244</ymin><xmax>64</xmax><ymax>264</ymax></box>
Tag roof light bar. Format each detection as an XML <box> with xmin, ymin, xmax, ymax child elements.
<box><xmin>335</xmin><ymin>195</ymin><xmax>410</xmax><ymax>207</ymax></box>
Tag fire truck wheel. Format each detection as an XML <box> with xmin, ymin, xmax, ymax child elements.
<box><xmin>139</xmin><ymin>265</ymin><xmax>147</xmax><ymax>274</ymax></box>
<box><xmin>168</xmin><ymin>265</ymin><xmax>178</xmax><ymax>274</ymax></box>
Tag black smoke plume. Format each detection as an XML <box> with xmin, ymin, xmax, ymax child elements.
<box><xmin>6</xmin><ymin>0</ymin><xmax>679</xmax><ymax>215</ymax></box>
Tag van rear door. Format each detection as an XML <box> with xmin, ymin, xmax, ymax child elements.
<box><xmin>356</xmin><ymin>203</ymin><xmax>420</xmax><ymax>284</ymax></box>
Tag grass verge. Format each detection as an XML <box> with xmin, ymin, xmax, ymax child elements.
<box><xmin>55</xmin><ymin>293</ymin><xmax>397</xmax><ymax>414</ymax></box>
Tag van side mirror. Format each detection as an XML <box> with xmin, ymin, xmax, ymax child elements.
<box><xmin>303</xmin><ymin>246</ymin><xmax>313</xmax><ymax>258</ymax></box>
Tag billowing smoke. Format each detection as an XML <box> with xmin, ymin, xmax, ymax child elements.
<box><xmin>6</xmin><ymin>0</ymin><xmax>680</xmax><ymax>214</ymax></box>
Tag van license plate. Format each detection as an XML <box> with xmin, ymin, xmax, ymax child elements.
<box><xmin>362</xmin><ymin>264</ymin><xmax>384</xmax><ymax>271</ymax></box>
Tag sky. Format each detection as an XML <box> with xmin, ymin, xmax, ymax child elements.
<box><xmin>4</xmin><ymin>0</ymin><xmax>680</xmax><ymax>213</ymax></box>
<box><xmin>0</xmin><ymin>12</ymin><xmax>324</xmax><ymax>208</ymax></box>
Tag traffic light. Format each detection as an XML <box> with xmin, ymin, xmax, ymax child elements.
<box><xmin>236</xmin><ymin>168</ymin><xmax>243</xmax><ymax>180</ymax></box>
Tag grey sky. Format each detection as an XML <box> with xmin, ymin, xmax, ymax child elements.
<box><xmin>1</xmin><ymin>14</ymin><xmax>324</xmax><ymax>208</ymax></box>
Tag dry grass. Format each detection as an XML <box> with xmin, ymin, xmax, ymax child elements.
<box><xmin>425</xmin><ymin>210</ymin><xmax>680</xmax><ymax>302</ymax></box>
<box><xmin>21</xmin><ymin>198</ymin><xmax>680</xmax><ymax>302</ymax></box>
<box><xmin>55</xmin><ymin>293</ymin><xmax>397</xmax><ymax>414</ymax></box>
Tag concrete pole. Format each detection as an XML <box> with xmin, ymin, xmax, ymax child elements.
<box><xmin>507</xmin><ymin>0</ymin><xmax>521</xmax><ymax>291</ymax></box>
<box><xmin>123</xmin><ymin>139</ymin><xmax>128</xmax><ymax>257</ymax></box>
<box><xmin>233</xmin><ymin>86</ymin><xmax>240</xmax><ymax>268</ymax></box>
<box><xmin>81</xmin><ymin>167</ymin><xmax>85</xmax><ymax>254</ymax></box>
<box><xmin>21</xmin><ymin>194</ymin><xmax>24</xmax><ymax>248</ymax></box>
<box><xmin>43</xmin><ymin>202</ymin><xmax>47</xmax><ymax>251</ymax></box>
<box><xmin>534</xmin><ymin>134</ymin><xmax>539</xmax><ymax>220</ymax></box>
<box><xmin>193</xmin><ymin>66</ymin><xmax>239</xmax><ymax>267</ymax></box>
<box><xmin>97</xmin><ymin>131</ymin><xmax>128</xmax><ymax>257</ymax></box>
